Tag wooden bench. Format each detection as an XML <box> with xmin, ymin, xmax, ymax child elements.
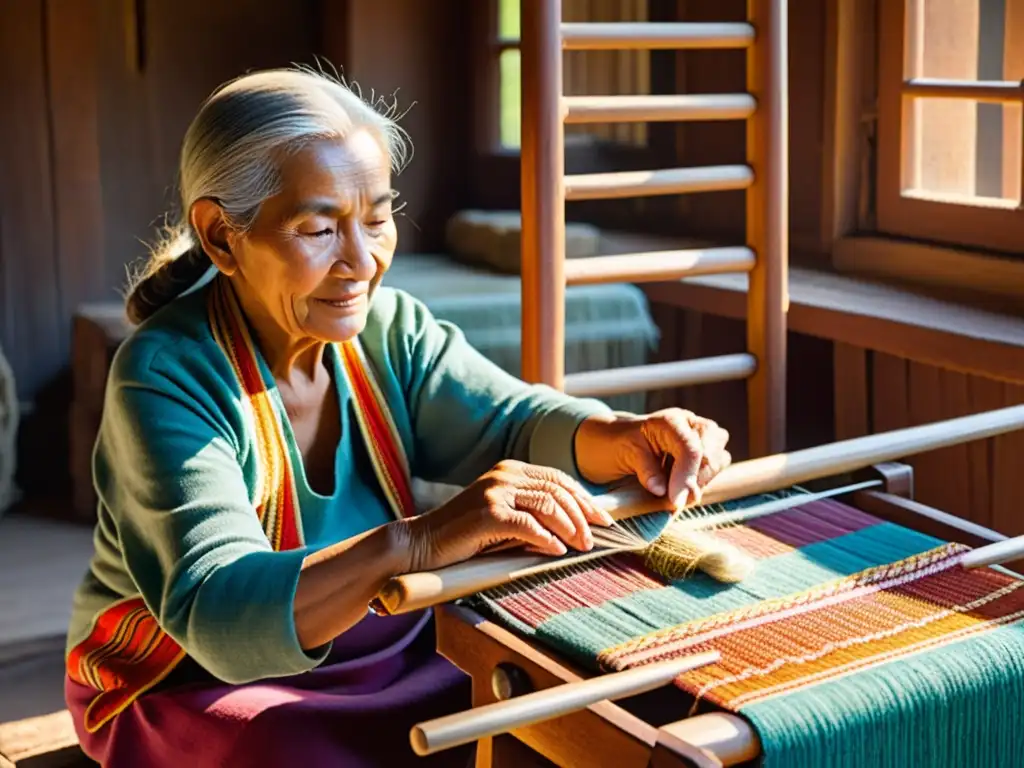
<box><xmin>0</xmin><ymin>711</ymin><xmax>93</xmax><ymax>768</ymax></box>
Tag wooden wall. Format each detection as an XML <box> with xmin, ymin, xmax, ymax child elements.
<box><xmin>1</xmin><ymin>0</ymin><xmax>317</xmax><ymax>405</ymax></box>
<box><xmin>1</xmin><ymin>0</ymin><xmax>474</xmax><ymax>494</ymax></box>
<box><xmin>673</xmin><ymin>0</ymin><xmax>826</xmax><ymax>246</ymax></box>
<box><xmin>835</xmin><ymin>346</ymin><xmax>1024</xmax><ymax>536</ymax></box>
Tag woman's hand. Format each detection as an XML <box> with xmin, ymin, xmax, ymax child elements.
<box><xmin>574</xmin><ymin>409</ymin><xmax>732</xmax><ymax>509</ymax></box>
<box><xmin>401</xmin><ymin>460</ymin><xmax>616</xmax><ymax>573</ymax></box>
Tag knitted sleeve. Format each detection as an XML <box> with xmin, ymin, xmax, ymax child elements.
<box><xmin>368</xmin><ymin>288</ymin><xmax>613</xmax><ymax>487</ymax></box>
<box><xmin>92</xmin><ymin>342</ymin><xmax>328</xmax><ymax>685</ymax></box>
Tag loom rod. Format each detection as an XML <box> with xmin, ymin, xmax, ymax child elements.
<box><xmin>960</xmin><ymin>534</ymin><xmax>1024</xmax><ymax>570</ymax></box>
<box><xmin>409</xmin><ymin>650</ymin><xmax>721</xmax><ymax>756</ymax></box>
<box><xmin>371</xmin><ymin>405</ymin><xmax>1024</xmax><ymax>616</ymax></box>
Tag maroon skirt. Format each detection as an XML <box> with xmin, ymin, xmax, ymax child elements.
<box><xmin>65</xmin><ymin>610</ymin><xmax>473</xmax><ymax>767</ymax></box>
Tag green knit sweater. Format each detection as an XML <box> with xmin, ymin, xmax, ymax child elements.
<box><xmin>66</xmin><ymin>284</ymin><xmax>610</xmax><ymax>684</ymax></box>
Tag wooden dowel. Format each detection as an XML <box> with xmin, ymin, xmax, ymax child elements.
<box><xmin>563</xmin><ymin>355</ymin><xmax>756</xmax><ymax>397</ymax></box>
<box><xmin>902</xmin><ymin>77</ymin><xmax>1024</xmax><ymax>103</ymax></box>
<box><xmin>961</xmin><ymin>535</ymin><xmax>1024</xmax><ymax>569</ymax></box>
<box><xmin>371</xmin><ymin>405</ymin><xmax>1024</xmax><ymax>616</ymax></box>
<box><xmin>657</xmin><ymin>712</ymin><xmax>762</xmax><ymax>767</ymax></box>
<box><xmin>560</xmin><ymin>22</ymin><xmax>754</xmax><ymax>50</ymax></box>
<box><xmin>565</xmin><ymin>165</ymin><xmax>753</xmax><ymax>201</ymax></box>
<box><xmin>562</xmin><ymin>94</ymin><xmax>756</xmax><ymax>124</ymax></box>
<box><xmin>409</xmin><ymin>651</ymin><xmax>720</xmax><ymax>756</ymax></box>
<box><xmin>563</xmin><ymin>247</ymin><xmax>755</xmax><ymax>286</ymax></box>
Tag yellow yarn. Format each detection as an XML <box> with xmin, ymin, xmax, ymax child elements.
<box><xmin>643</xmin><ymin>524</ymin><xmax>756</xmax><ymax>583</ymax></box>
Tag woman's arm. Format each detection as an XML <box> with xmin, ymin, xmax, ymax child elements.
<box><xmin>377</xmin><ymin>291</ymin><xmax>613</xmax><ymax>487</ymax></box>
<box><xmin>291</xmin><ymin>524</ymin><xmax>408</xmax><ymax>649</ymax></box>
<box><xmin>99</xmin><ymin>344</ymin><xmax>396</xmax><ymax>683</ymax></box>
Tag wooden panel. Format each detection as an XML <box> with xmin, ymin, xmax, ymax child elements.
<box><xmin>46</xmin><ymin>0</ymin><xmax>105</xmax><ymax>351</ymax></box>
<box><xmin>337</xmin><ymin>0</ymin><xmax>474</xmax><ymax>252</ymax></box>
<box><xmin>675</xmin><ymin>0</ymin><xmax>824</xmax><ymax>247</ymax></box>
<box><xmin>833</xmin><ymin>343</ymin><xmax>867</xmax><ymax>439</ymax></box>
<box><xmin>871</xmin><ymin>353</ymin><xmax>909</xmax><ymax>432</ymax></box>
<box><xmin>992</xmin><ymin>383</ymin><xmax>1024</xmax><ymax>536</ymax></box>
<box><xmin>0</xmin><ymin>0</ymin><xmax>62</xmax><ymax>400</ymax></box>
<box><xmin>967</xmin><ymin>376</ymin><xmax>1003</xmax><ymax>528</ymax></box>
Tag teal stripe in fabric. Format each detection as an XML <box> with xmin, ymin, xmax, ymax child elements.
<box><xmin>742</xmin><ymin>622</ymin><xmax>1024</xmax><ymax>768</ymax></box>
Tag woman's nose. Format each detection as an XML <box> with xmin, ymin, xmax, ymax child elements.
<box><xmin>333</xmin><ymin>229</ymin><xmax>377</xmax><ymax>281</ymax></box>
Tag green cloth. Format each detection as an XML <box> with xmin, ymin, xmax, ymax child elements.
<box><xmin>384</xmin><ymin>254</ymin><xmax>659</xmax><ymax>414</ymax></box>
<box><xmin>66</xmin><ymin>284</ymin><xmax>611</xmax><ymax>684</ymax></box>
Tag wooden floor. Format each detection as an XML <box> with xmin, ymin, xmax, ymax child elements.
<box><xmin>0</xmin><ymin>507</ymin><xmax>94</xmax><ymax>723</ymax></box>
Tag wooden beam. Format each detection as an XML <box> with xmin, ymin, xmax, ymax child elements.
<box><xmin>641</xmin><ymin>267</ymin><xmax>1024</xmax><ymax>385</ymax></box>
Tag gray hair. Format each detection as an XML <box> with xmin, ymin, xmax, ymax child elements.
<box><xmin>125</xmin><ymin>67</ymin><xmax>411</xmax><ymax>324</ymax></box>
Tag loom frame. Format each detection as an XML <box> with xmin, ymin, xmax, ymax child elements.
<box><xmin>416</xmin><ymin>2</ymin><xmax>1024</xmax><ymax>765</ymax></box>
<box><xmin>432</xmin><ymin>462</ymin><xmax>1021</xmax><ymax>767</ymax></box>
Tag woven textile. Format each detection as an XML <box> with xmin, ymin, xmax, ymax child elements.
<box><xmin>472</xmin><ymin>495</ymin><xmax>1024</xmax><ymax>767</ymax></box>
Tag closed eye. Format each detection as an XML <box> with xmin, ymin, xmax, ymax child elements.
<box><xmin>305</xmin><ymin>228</ymin><xmax>334</xmax><ymax>238</ymax></box>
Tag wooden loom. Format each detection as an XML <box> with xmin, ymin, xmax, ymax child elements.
<box><xmin>381</xmin><ymin>3</ymin><xmax>1024</xmax><ymax>766</ymax></box>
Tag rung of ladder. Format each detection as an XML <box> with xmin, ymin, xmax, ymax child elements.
<box><xmin>560</xmin><ymin>22</ymin><xmax>755</xmax><ymax>51</ymax></box>
<box><xmin>564</xmin><ymin>247</ymin><xmax>754</xmax><ymax>286</ymax></box>
<box><xmin>563</xmin><ymin>354</ymin><xmax>757</xmax><ymax>398</ymax></box>
<box><xmin>565</xmin><ymin>165</ymin><xmax>753</xmax><ymax>202</ymax></box>
<box><xmin>562</xmin><ymin>94</ymin><xmax>755</xmax><ymax>124</ymax></box>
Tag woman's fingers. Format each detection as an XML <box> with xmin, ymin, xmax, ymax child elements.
<box><xmin>498</xmin><ymin>501</ymin><xmax>569</xmax><ymax>556</ymax></box>
<box><xmin>519</xmin><ymin>464</ymin><xmax>614</xmax><ymax>527</ymax></box>
<box><xmin>512</xmin><ymin>488</ymin><xmax>590</xmax><ymax>552</ymax></box>
<box><xmin>641</xmin><ymin>412</ymin><xmax>704</xmax><ymax>508</ymax></box>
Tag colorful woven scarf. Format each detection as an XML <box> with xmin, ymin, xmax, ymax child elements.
<box><xmin>474</xmin><ymin>495</ymin><xmax>1024</xmax><ymax>767</ymax></box>
<box><xmin>67</xmin><ymin>278</ymin><xmax>415</xmax><ymax>732</ymax></box>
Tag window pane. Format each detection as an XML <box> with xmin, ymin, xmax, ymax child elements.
<box><xmin>500</xmin><ymin>48</ymin><xmax>521</xmax><ymax>150</ymax></box>
<box><xmin>904</xmin><ymin>97</ymin><xmax>1021</xmax><ymax>203</ymax></box>
<box><xmin>902</xmin><ymin>0</ymin><xmax>1022</xmax><ymax>205</ymax></box>
<box><xmin>499</xmin><ymin>0</ymin><xmax>520</xmax><ymax>40</ymax></box>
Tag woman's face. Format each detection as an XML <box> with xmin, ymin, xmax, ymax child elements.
<box><xmin>225</xmin><ymin>132</ymin><xmax>397</xmax><ymax>344</ymax></box>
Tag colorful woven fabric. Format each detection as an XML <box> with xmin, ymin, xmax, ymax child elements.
<box><xmin>472</xmin><ymin>495</ymin><xmax>1024</xmax><ymax>767</ymax></box>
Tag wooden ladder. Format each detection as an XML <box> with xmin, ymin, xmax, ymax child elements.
<box><xmin>519</xmin><ymin>2</ymin><xmax>789</xmax><ymax>458</ymax></box>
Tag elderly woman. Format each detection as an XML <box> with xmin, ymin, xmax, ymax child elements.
<box><xmin>64</xmin><ymin>69</ymin><xmax>731</xmax><ymax>767</ymax></box>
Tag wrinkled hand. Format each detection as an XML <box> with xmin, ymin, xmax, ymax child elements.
<box><xmin>402</xmin><ymin>460</ymin><xmax>615</xmax><ymax>573</ymax></box>
<box><xmin>575</xmin><ymin>409</ymin><xmax>732</xmax><ymax>509</ymax></box>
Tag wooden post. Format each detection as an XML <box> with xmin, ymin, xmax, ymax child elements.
<box><xmin>521</xmin><ymin>0</ymin><xmax>566</xmax><ymax>388</ymax></box>
<box><xmin>745</xmin><ymin>0</ymin><xmax>788</xmax><ymax>457</ymax></box>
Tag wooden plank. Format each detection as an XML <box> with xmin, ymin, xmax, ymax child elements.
<box><xmin>45</xmin><ymin>0</ymin><xmax>106</xmax><ymax>318</ymax></box>
<box><xmin>871</xmin><ymin>353</ymin><xmax>908</xmax><ymax>432</ymax></box>
<box><xmin>0</xmin><ymin>0</ymin><xmax>62</xmax><ymax>400</ymax></box>
<box><xmin>938</xmin><ymin>370</ymin><xmax>973</xmax><ymax>520</ymax></box>
<box><xmin>0</xmin><ymin>710</ymin><xmax>87</xmax><ymax>768</ymax></box>
<box><xmin>833</xmin><ymin>343</ymin><xmax>868</xmax><ymax>439</ymax></box>
<box><xmin>966</xmin><ymin>376</ymin><xmax>1004</xmax><ymax>528</ymax></box>
<box><xmin>833</xmin><ymin>236</ymin><xmax>1024</xmax><ymax>308</ymax></box>
<box><xmin>992</xmin><ymin>383</ymin><xmax>1024</xmax><ymax>536</ymax></box>
<box><xmin>820</xmin><ymin>0</ymin><xmax>872</xmax><ymax>249</ymax></box>
<box><xmin>641</xmin><ymin>268</ymin><xmax>1024</xmax><ymax>385</ymax></box>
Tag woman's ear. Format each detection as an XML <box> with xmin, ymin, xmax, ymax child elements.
<box><xmin>190</xmin><ymin>199</ymin><xmax>238</xmax><ymax>275</ymax></box>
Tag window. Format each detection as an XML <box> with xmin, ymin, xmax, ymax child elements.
<box><xmin>484</xmin><ymin>0</ymin><xmax>651</xmax><ymax>154</ymax></box>
<box><xmin>877</xmin><ymin>0</ymin><xmax>1024</xmax><ymax>254</ymax></box>
<box><xmin>498</xmin><ymin>0</ymin><xmax>521</xmax><ymax>150</ymax></box>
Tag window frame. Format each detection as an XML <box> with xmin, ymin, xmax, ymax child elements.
<box><xmin>876</xmin><ymin>0</ymin><xmax>1024</xmax><ymax>255</ymax></box>
<box><xmin>474</xmin><ymin>0</ymin><xmax>521</xmax><ymax>156</ymax></box>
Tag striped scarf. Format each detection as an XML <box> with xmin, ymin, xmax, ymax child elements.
<box><xmin>67</xmin><ymin>278</ymin><xmax>415</xmax><ymax>733</ymax></box>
